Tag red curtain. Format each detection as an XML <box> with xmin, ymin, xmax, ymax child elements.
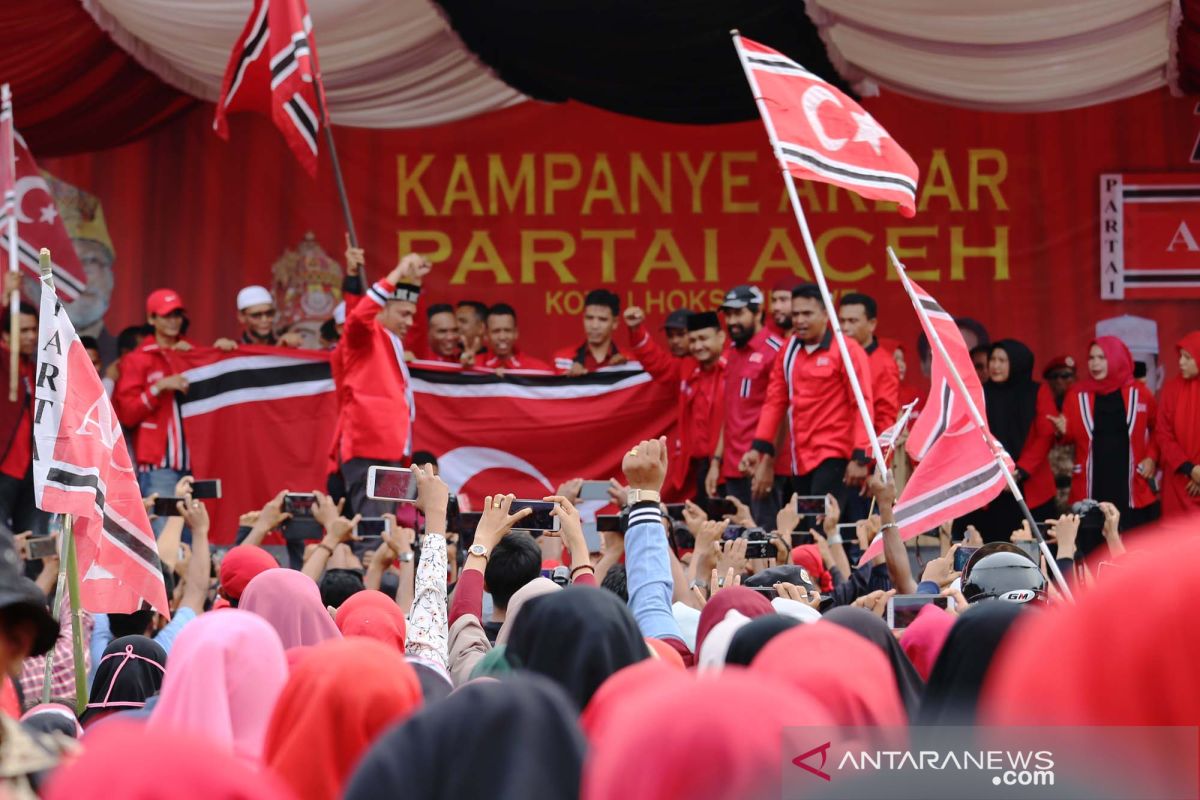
<box><xmin>0</xmin><ymin>0</ymin><xmax>196</xmax><ymax>156</ymax></box>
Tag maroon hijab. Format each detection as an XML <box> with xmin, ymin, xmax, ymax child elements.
<box><xmin>694</xmin><ymin>586</ymin><xmax>773</xmax><ymax>658</ymax></box>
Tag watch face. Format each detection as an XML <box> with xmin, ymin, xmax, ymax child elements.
<box><xmin>469</xmin><ymin>544</ymin><xmax>487</xmax><ymax>557</ymax></box>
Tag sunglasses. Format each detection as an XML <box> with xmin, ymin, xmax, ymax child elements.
<box><xmin>244</xmin><ymin>309</ymin><xmax>277</xmax><ymax>320</ymax></box>
<box><xmin>1047</xmin><ymin>371</ymin><xmax>1074</xmax><ymax>380</ymax></box>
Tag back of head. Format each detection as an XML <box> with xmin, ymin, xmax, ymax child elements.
<box><xmin>319</xmin><ymin>568</ymin><xmax>365</xmax><ymax>609</ymax></box>
<box><xmin>345</xmin><ymin>674</ymin><xmax>585</xmax><ymax>800</ymax></box>
<box><xmin>961</xmin><ymin>542</ymin><xmax>1046</xmax><ymax>605</ymax></box>
<box><xmin>334</xmin><ymin>589</ymin><xmax>406</xmax><ymax>651</ymax></box>
<box><xmin>600</xmin><ymin>563</ymin><xmax>627</xmax><ymax>602</ymax></box>
<box><xmin>695</xmin><ymin>586</ymin><xmax>773</xmax><ymax>657</ymax></box>
<box><xmin>218</xmin><ymin>545</ymin><xmax>278</xmax><ymax>606</ymax></box>
<box><xmin>822</xmin><ymin>606</ymin><xmax>925</xmax><ymax>717</ymax></box>
<box><xmin>83</xmin><ymin>635</ymin><xmax>167</xmax><ymax>725</ymax></box>
<box><xmin>504</xmin><ymin>586</ymin><xmax>648</xmax><ymax>709</ymax></box>
<box><xmin>240</xmin><ymin>568</ymin><xmax>342</xmax><ymax>648</ymax></box>
<box><xmin>484</xmin><ymin>532</ymin><xmax>541</xmax><ymax>610</ymax></box>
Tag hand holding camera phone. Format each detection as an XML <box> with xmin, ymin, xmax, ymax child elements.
<box><xmin>886</xmin><ymin>594</ymin><xmax>954</xmax><ymax>629</ymax></box>
<box><xmin>366</xmin><ymin>466</ymin><xmax>417</xmax><ymax>503</ymax></box>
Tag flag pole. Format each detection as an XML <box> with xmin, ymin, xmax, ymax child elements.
<box><xmin>887</xmin><ymin>247</ymin><xmax>1073</xmax><ymax>601</ymax></box>
<box><xmin>35</xmin><ymin>248</ymin><xmax>87</xmax><ymax>707</ymax></box>
<box><xmin>2</xmin><ymin>84</ymin><xmax>18</xmax><ymax>404</ymax></box>
<box><xmin>309</xmin><ymin>75</ymin><xmax>363</xmax><ymax>279</ymax></box>
<box><xmin>730</xmin><ymin>31</ymin><xmax>888</xmax><ymax>475</ymax></box>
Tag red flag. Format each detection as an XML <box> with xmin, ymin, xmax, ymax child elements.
<box><xmin>32</xmin><ymin>278</ymin><xmax>168</xmax><ymax>616</ymax></box>
<box><xmin>736</xmin><ymin>37</ymin><xmax>919</xmax><ymax>217</ymax></box>
<box><xmin>214</xmin><ymin>0</ymin><xmax>325</xmax><ymax>176</ymax></box>
<box><xmin>0</xmin><ymin>89</ymin><xmax>87</xmax><ymax>302</ymax></box>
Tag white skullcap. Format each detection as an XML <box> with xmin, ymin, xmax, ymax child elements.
<box><xmin>333</xmin><ymin>301</ymin><xmax>346</xmax><ymax>325</ymax></box>
<box><xmin>236</xmin><ymin>285</ymin><xmax>274</xmax><ymax>311</ymax></box>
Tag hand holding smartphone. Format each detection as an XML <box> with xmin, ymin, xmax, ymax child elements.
<box><xmin>366</xmin><ymin>466</ymin><xmax>417</xmax><ymax>503</ymax></box>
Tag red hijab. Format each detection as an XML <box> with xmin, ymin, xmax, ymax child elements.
<box><xmin>45</xmin><ymin>722</ymin><xmax>295</xmax><ymax>800</ymax></box>
<box><xmin>583</xmin><ymin>668</ymin><xmax>834</xmax><ymax>800</ymax></box>
<box><xmin>334</xmin><ymin>589</ymin><xmax>407</xmax><ymax>651</ymax></box>
<box><xmin>218</xmin><ymin>546</ymin><xmax>278</xmax><ymax>603</ymax></box>
<box><xmin>694</xmin><ymin>587</ymin><xmax>773</xmax><ymax>658</ymax></box>
<box><xmin>1075</xmin><ymin>335</ymin><xmax>1135</xmax><ymax>395</ymax></box>
<box><xmin>790</xmin><ymin>545</ymin><xmax>833</xmax><ymax>592</ymax></box>
<box><xmin>264</xmin><ymin>638</ymin><xmax>422</xmax><ymax>800</ymax></box>
<box><xmin>899</xmin><ymin>604</ymin><xmax>955</xmax><ymax>681</ymax></box>
<box><xmin>580</xmin><ymin>658</ymin><xmax>682</xmax><ymax>741</ymax></box>
<box><xmin>753</xmin><ymin>621</ymin><xmax>908</xmax><ymax>727</ymax></box>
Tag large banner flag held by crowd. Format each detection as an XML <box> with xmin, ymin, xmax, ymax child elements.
<box><xmin>31</xmin><ymin>254</ymin><xmax>169</xmax><ymax>616</ymax></box>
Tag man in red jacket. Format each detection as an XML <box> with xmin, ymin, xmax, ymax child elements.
<box><xmin>838</xmin><ymin>292</ymin><xmax>900</xmax><ymax>433</ymax></box>
<box><xmin>0</xmin><ymin>284</ymin><xmax>47</xmax><ymax>537</ymax></box>
<box><xmin>336</xmin><ymin>253</ymin><xmax>433</xmax><ymax>517</ymax></box>
<box><xmin>114</xmin><ymin>289</ymin><xmax>194</xmax><ymax>530</ymax></box>
<box><xmin>739</xmin><ymin>284</ymin><xmax>873</xmax><ymax>505</ymax></box>
<box><xmin>472</xmin><ymin>304</ymin><xmax>551</xmax><ymax>374</ymax></box>
<box><xmin>554</xmin><ymin>289</ymin><xmax>627</xmax><ymax>375</ymax></box>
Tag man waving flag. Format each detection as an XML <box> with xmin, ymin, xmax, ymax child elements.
<box><xmin>31</xmin><ymin>254</ymin><xmax>168</xmax><ymax>616</ymax></box>
<box><xmin>214</xmin><ymin>0</ymin><xmax>326</xmax><ymax>175</ymax></box>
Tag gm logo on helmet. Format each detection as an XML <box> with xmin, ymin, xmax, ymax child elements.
<box><xmin>999</xmin><ymin>589</ymin><xmax>1036</xmax><ymax>603</ymax></box>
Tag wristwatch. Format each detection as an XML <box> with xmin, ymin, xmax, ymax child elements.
<box><xmin>626</xmin><ymin>489</ymin><xmax>662</xmax><ymax>505</ymax></box>
<box><xmin>397</xmin><ymin>552</ymin><xmax>414</xmax><ymax>563</ymax></box>
<box><xmin>467</xmin><ymin>543</ymin><xmax>490</xmax><ymax>561</ymax></box>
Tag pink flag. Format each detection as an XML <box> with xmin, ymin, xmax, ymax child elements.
<box><xmin>31</xmin><ymin>276</ymin><xmax>168</xmax><ymax>615</ymax></box>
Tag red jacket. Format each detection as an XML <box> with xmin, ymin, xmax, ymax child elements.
<box><xmin>1014</xmin><ymin>384</ymin><xmax>1058</xmax><ymax>509</ymax></box>
<box><xmin>752</xmin><ymin>329</ymin><xmax>873</xmax><ymax>475</ymax></box>
<box><xmin>720</xmin><ymin>327</ymin><xmax>782</xmax><ymax>479</ymax></box>
<box><xmin>863</xmin><ymin>339</ymin><xmax>900</xmax><ymax>433</ymax></box>
<box><xmin>114</xmin><ymin>337</ymin><xmax>190</xmax><ymax>469</ymax></box>
<box><xmin>553</xmin><ymin>341</ymin><xmax>626</xmax><ymax>374</ymax></box>
<box><xmin>336</xmin><ymin>279</ymin><xmax>414</xmax><ymax>463</ymax></box>
<box><xmin>0</xmin><ymin>348</ymin><xmax>33</xmax><ymax>479</ymax></box>
<box><xmin>1062</xmin><ymin>385</ymin><xmax>1159</xmax><ymax>509</ymax></box>
<box><xmin>472</xmin><ymin>351</ymin><xmax>552</xmax><ymax>373</ymax></box>
<box><xmin>1157</xmin><ymin>370</ymin><xmax>1200</xmax><ymax>517</ymax></box>
<box><xmin>628</xmin><ymin>328</ymin><xmax>700</xmax><ymax>497</ymax></box>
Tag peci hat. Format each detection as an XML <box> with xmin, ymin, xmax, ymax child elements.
<box><xmin>662</xmin><ymin>309</ymin><xmax>692</xmax><ymax>331</ymax></box>
<box><xmin>146</xmin><ymin>289</ymin><xmax>185</xmax><ymax>317</ymax></box>
<box><xmin>685</xmin><ymin>311</ymin><xmax>721</xmax><ymax>332</ymax></box>
<box><xmin>236</xmin><ymin>285</ymin><xmax>274</xmax><ymax>312</ymax></box>
<box><xmin>721</xmin><ymin>285</ymin><xmax>764</xmax><ymax>310</ymax></box>
<box><xmin>1042</xmin><ymin>355</ymin><xmax>1076</xmax><ymax>379</ymax></box>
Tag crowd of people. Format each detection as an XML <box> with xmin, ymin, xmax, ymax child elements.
<box><xmin>0</xmin><ymin>246</ymin><xmax>1194</xmax><ymax>798</ymax></box>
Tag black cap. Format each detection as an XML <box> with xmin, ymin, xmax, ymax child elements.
<box><xmin>0</xmin><ymin>535</ymin><xmax>59</xmax><ymax>656</ymax></box>
<box><xmin>663</xmin><ymin>309</ymin><xmax>692</xmax><ymax>331</ymax></box>
<box><xmin>685</xmin><ymin>311</ymin><xmax>721</xmax><ymax>332</ymax></box>
<box><xmin>720</xmin><ymin>285</ymin><xmax>764</xmax><ymax>310</ymax></box>
<box><xmin>744</xmin><ymin>564</ymin><xmax>817</xmax><ymax>595</ymax></box>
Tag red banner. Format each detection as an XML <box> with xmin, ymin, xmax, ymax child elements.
<box><xmin>34</xmin><ymin>89</ymin><xmax>1200</xmax><ymax>392</ymax></box>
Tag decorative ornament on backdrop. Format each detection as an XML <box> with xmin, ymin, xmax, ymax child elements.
<box><xmin>271</xmin><ymin>232</ymin><xmax>342</xmax><ymax>349</ymax></box>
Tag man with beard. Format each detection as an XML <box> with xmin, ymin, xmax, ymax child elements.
<box><xmin>213</xmin><ymin>286</ymin><xmax>304</xmax><ymax>350</ymax></box>
<box><xmin>707</xmin><ymin>286</ymin><xmax>783</xmax><ymax>521</ymax></box>
<box><xmin>766</xmin><ymin>279</ymin><xmax>802</xmax><ymax>339</ymax></box>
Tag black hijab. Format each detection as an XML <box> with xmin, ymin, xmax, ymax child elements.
<box><xmin>724</xmin><ymin>615</ymin><xmax>801</xmax><ymax>666</ymax></box>
<box><xmin>983</xmin><ymin>339</ymin><xmax>1040</xmax><ymax>458</ymax></box>
<box><xmin>917</xmin><ymin>601</ymin><xmax>1026</xmax><ymax>725</ymax></box>
<box><xmin>823</xmin><ymin>606</ymin><xmax>924</xmax><ymax>718</ymax></box>
<box><xmin>80</xmin><ymin>635</ymin><xmax>167</xmax><ymax>726</ymax></box>
<box><xmin>504</xmin><ymin>585</ymin><xmax>647</xmax><ymax>710</ymax></box>
<box><xmin>344</xmin><ymin>674</ymin><xmax>586</xmax><ymax>800</ymax></box>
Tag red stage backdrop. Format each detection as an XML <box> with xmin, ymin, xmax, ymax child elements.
<box><xmin>34</xmin><ymin>89</ymin><xmax>1200</xmax><ymax>385</ymax></box>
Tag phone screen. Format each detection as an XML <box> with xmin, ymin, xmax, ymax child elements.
<box><xmin>596</xmin><ymin>514</ymin><xmax>623</xmax><ymax>533</ymax></box>
<box><xmin>283</xmin><ymin>493</ymin><xmax>316</xmax><ymax>519</ymax></box>
<box><xmin>664</xmin><ymin>503</ymin><xmax>686</xmax><ymax>522</ymax></box>
<box><xmin>27</xmin><ymin>536</ymin><xmax>57</xmax><ymax>560</ymax></box>
<box><xmin>953</xmin><ymin>546</ymin><xmax>979</xmax><ymax>572</ymax></box>
<box><xmin>794</xmin><ymin>495</ymin><xmax>825</xmax><ymax>515</ymax></box>
<box><xmin>578</xmin><ymin>481</ymin><xmax>610</xmax><ymax>502</ymax></box>
<box><xmin>357</xmin><ymin>517</ymin><xmax>391</xmax><ymax>538</ymax></box>
<box><xmin>153</xmin><ymin>496</ymin><xmax>184</xmax><ymax>517</ymax></box>
<box><xmin>706</xmin><ymin>497</ymin><xmax>736</xmax><ymax>519</ymax></box>
<box><xmin>367</xmin><ymin>466</ymin><xmax>416</xmax><ymax>502</ymax></box>
<box><xmin>190</xmin><ymin>479</ymin><xmax>222</xmax><ymax>499</ymax></box>
<box><xmin>509</xmin><ymin>500</ymin><xmax>559</xmax><ymax>532</ymax></box>
<box><xmin>790</xmin><ymin>531</ymin><xmax>815</xmax><ymax>548</ymax></box>
<box><xmin>1012</xmin><ymin>540</ymin><xmax>1040</xmax><ymax>564</ymax></box>
<box><xmin>888</xmin><ymin>594</ymin><xmax>950</xmax><ymax>629</ymax></box>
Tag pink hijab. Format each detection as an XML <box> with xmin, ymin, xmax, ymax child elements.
<box><xmin>147</xmin><ymin>609</ymin><xmax>288</xmax><ymax>762</ymax></box>
<box><xmin>240</xmin><ymin>568</ymin><xmax>342</xmax><ymax>649</ymax></box>
<box><xmin>1075</xmin><ymin>336</ymin><xmax>1135</xmax><ymax>396</ymax></box>
<box><xmin>899</xmin><ymin>604</ymin><xmax>955</xmax><ymax>681</ymax></box>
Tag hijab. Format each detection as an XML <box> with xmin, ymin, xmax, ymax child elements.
<box><xmin>584</xmin><ymin>668</ymin><xmax>835</xmax><ymax>800</ymax></box>
<box><xmin>240</xmin><ymin>568</ymin><xmax>342</xmax><ymax>649</ymax></box>
<box><xmin>696</xmin><ymin>609</ymin><xmax>750</xmax><ymax>670</ymax></box>
<box><xmin>580</xmin><ymin>659</ymin><xmax>682</xmax><ymax>741</ymax></box>
<box><xmin>753</xmin><ymin>622</ymin><xmax>907</xmax><ymax>727</ymax></box>
<box><xmin>334</xmin><ymin>589</ymin><xmax>406</xmax><ymax>651</ymax></box>
<box><xmin>407</xmin><ymin>656</ymin><xmax>454</xmax><ymax>704</ymax></box>
<box><xmin>1074</xmin><ymin>335</ymin><xmax>1135</xmax><ymax>396</ymax></box>
<box><xmin>44</xmin><ymin>722</ymin><xmax>295</xmax><ymax>800</ymax></box>
<box><xmin>218</xmin><ymin>546</ymin><xmax>278</xmax><ymax>604</ymax></box>
<box><xmin>345</xmin><ymin>674</ymin><xmax>585</xmax><ymax>800</ymax></box>
<box><xmin>917</xmin><ymin>601</ymin><xmax>1025</xmax><ymax>725</ymax></box>
<box><xmin>644</xmin><ymin>637</ymin><xmax>686</xmax><ymax>669</ymax></box>
<box><xmin>21</xmin><ymin>703</ymin><xmax>83</xmax><ymax>738</ymax></box>
<box><xmin>694</xmin><ymin>586</ymin><xmax>773</xmax><ymax>658</ymax></box>
<box><xmin>148</xmin><ymin>609</ymin><xmax>288</xmax><ymax>761</ymax></box>
<box><xmin>724</xmin><ymin>614</ymin><xmax>801</xmax><ymax>666</ymax></box>
<box><xmin>496</xmin><ymin>576</ymin><xmax>559</xmax><ymax>645</ymax></box>
<box><xmin>1165</xmin><ymin>331</ymin><xmax>1200</xmax><ymax>466</ymax></box>
<box><xmin>983</xmin><ymin>339</ymin><xmax>1040</xmax><ymax>457</ymax></box>
<box><xmin>823</xmin><ymin>606</ymin><xmax>924</xmax><ymax>718</ymax></box>
<box><xmin>790</xmin><ymin>545</ymin><xmax>833</xmax><ymax>592</ymax></box>
<box><xmin>899</xmin><ymin>603</ymin><xmax>955</xmax><ymax>681</ymax></box>
<box><xmin>80</xmin><ymin>635</ymin><xmax>167</xmax><ymax>727</ymax></box>
<box><xmin>504</xmin><ymin>586</ymin><xmax>647</xmax><ymax>709</ymax></box>
<box><xmin>265</xmin><ymin>638</ymin><xmax>423</xmax><ymax>800</ymax></box>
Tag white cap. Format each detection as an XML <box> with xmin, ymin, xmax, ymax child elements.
<box><xmin>1096</xmin><ymin>314</ymin><xmax>1159</xmax><ymax>355</ymax></box>
<box><xmin>333</xmin><ymin>301</ymin><xmax>346</xmax><ymax>325</ymax></box>
<box><xmin>236</xmin><ymin>285</ymin><xmax>274</xmax><ymax>311</ymax></box>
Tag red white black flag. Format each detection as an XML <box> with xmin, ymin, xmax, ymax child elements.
<box><xmin>31</xmin><ymin>272</ymin><xmax>169</xmax><ymax>615</ymax></box>
<box><xmin>735</xmin><ymin>37</ymin><xmax>919</xmax><ymax>216</ymax></box>
<box><xmin>0</xmin><ymin>87</ymin><xmax>88</xmax><ymax>302</ymax></box>
<box><xmin>214</xmin><ymin>0</ymin><xmax>326</xmax><ymax>176</ymax></box>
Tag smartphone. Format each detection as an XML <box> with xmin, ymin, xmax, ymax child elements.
<box><xmin>596</xmin><ymin>514</ymin><xmax>623</xmax><ymax>533</ymax></box>
<box><xmin>190</xmin><ymin>479</ymin><xmax>222</xmax><ymax>499</ymax></box>
<box><xmin>886</xmin><ymin>594</ymin><xmax>953</xmax><ymax>629</ymax></box>
<box><xmin>953</xmin><ymin>545</ymin><xmax>979</xmax><ymax>573</ymax></box>
<box><xmin>749</xmin><ymin>586</ymin><xmax>779</xmax><ymax>600</ymax></box>
<box><xmin>790</xmin><ymin>531</ymin><xmax>815</xmax><ymax>548</ymax></box>
<box><xmin>795</xmin><ymin>495</ymin><xmax>826</xmax><ymax>515</ymax></box>
<box><xmin>366</xmin><ymin>466</ymin><xmax>417</xmax><ymax>503</ymax></box>
<box><xmin>1012</xmin><ymin>539</ymin><xmax>1040</xmax><ymax>564</ymax></box>
<box><xmin>282</xmin><ymin>493</ymin><xmax>316</xmax><ymax>519</ymax></box>
<box><xmin>357</xmin><ymin>517</ymin><xmax>392</xmax><ymax>539</ymax></box>
<box><xmin>664</xmin><ymin>503</ymin><xmax>687</xmax><ymax>522</ymax></box>
<box><xmin>27</xmin><ymin>536</ymin><xmax>57</xmax><ymax>560</ymax></box>
<box><xmin>706</xmin><ymin>497</ymin><xmax>737</xmax><ymax>519</ymax></box>
<box><xmin>745</xmin><ymin>538</ymin><xmax>773</xmax><ymax>560</ymax></box>
<box><xmin>509</xmin><ymin>500</ymin><xmax>560</xmax><ymax>532</ymax></box>
<box><xmin>578</xmin><ymin>480</ymin><xmax>610</xmax><ymax>502</ymax></box>
<box><xmin>153</xmin><ymin>496</ymin><xmax>185</xmax><ymax>517</ymax></box>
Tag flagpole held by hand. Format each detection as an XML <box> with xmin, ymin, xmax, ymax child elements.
<box><xmin>3</xmin><ymin>83</ymin><xmax>18</xmax><ymax>404</ymax></box>
<box><xmin>730</xmin><ymin>31</ymin><xmax>888</xmax><ymax>476</ymax></box>
<box><xmin>888</xmin><ymin>246</ymin><xmax>1073</xmax><ymax>602</ymax></box>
